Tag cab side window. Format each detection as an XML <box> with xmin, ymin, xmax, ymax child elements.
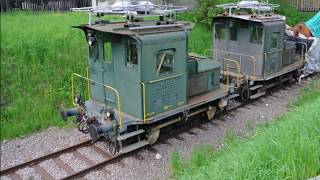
<box><xmin>104</xmin><ymin>42</ymin><xmax>112</xmax><ymax>63</ymax></box>
<box><xmin>270</xmin><ymin>32</ymin><xmax>280</xmax><ymax>49</ymax></box>
<box><xmin>215</xmin><ymin>24</ymin><xmax>225</xmax><ymax>40</ymax></box>
<box><xmin>126</xmin><ymin>42</ymin><xmax>138</xmax><ymax>68</ymax></box>
<box><xmin>156</xmin><ymin>50</ymin><xmax>174</xmax><ymax>75</ymax></box>
<box><xmin>250</xmin><ymin>26</ymin><xmax>263</xmax><ymax>44</ymax></box>
<box><xmin>230</xmin><ymin>27</ymin><xmax>238</xmax><ymax>41</ymax></box>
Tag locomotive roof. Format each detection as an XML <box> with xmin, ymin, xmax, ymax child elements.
<box><xmin>76</xmin><ymin>20</ymin><xmax>194</xmax><ymax>35</ymax></box>
<box><xmin>213</xmin><ymin>14</ymin><xmax>286</xmax><ymax>23</ymax></box>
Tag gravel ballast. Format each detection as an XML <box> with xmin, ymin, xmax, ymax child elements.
<box><xmin>1</xmin><ymin>79</ymin><xmax>317</xmax><ymax>180</ymax></box>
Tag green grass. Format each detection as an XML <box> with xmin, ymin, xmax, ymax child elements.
<box><xmin>170</xmin><ymin>80</ymin><xmax>320</xmax><ymax>179</ymax></box>
<box><xmin>0</xmin><ymin>12</ymin><xmax>88</xmax><ymax>139</ymax></box>
<box><xmin>188</xmin><ymin>24</ymin><xmax>212</xmax><ymax>54</ymax></box>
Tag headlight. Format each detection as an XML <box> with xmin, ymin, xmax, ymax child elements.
<box><xmin>106</xmin><ymin>112</ymin><xmax>110</xmax><ymax>118</ymax></box>
<box><xmin>88</xmin><ymin>39</ymin><xmax>93</xmax><ymax>46</ymax></box>
<box><xmin>88</xmin><ymin>37</ymin><xmax>96</xmax><ymax>46</ymax></box>
<box><xmin>87</xmin><ymin>33</ymin><xmax>96</xmax><ymax>47</ymax></box>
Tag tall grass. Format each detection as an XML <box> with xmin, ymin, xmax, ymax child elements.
<box><xmin>1</xmin><ymin>12</ymin><xmax>93</xmax><ymax>139</ymax></box>
<box><xmin>170</xmin><ymin>81</ymin><xmax>320</xmax><ymax>179</ymax></box>
<box><xmin>188</xmin><ymin>24</ymin><xmax>212</xmax><ymax>54</ymax></box>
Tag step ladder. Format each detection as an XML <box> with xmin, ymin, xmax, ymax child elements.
<box><xmin>117</xmin><ymin>129</ymin><xmax>149</xmax><ymax>154</ymax></box>
<box><xmin>250</xmin><ymin>91</ymin><xmax>266</xmax><ymax>99</ymax></box>
<box><xmin>119</xmin><ymin>140</ymin><xmax>149</xmax><ymax>154</ymax></box>
<box><xmin>250</xmin><ymin>84</ymin><xmax>263</xmax><ymax>91</ymax></box>
<box><xmin>117</xmin><ymin>129</ymin><xmax>145</xmax><ymax>141</ymax></box>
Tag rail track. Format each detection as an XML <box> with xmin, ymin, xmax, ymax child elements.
<box><xmin>0</xmin><ymin>114</ymin><xmax>228</xmax><ymax>180</ymax></box>
<box><xmin>0</xmin><ymin>138</ymin><xmax>126</xmax><ymax>180</ymax></box>
<box><xmin>1</xmin><ymin>76</ymin><xmax>317</xmax><ymax>180</ymax></box>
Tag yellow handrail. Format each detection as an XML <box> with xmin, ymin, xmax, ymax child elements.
<box><xmin>290</xmin><ymin>42</ymin><xmax>308</xmax><ymax>64</ymax></box>
<box><xmin>223</xmin><ymin>58</ymin><xmax>241</xmax><ymax>88</ymax></box>
<box><xmin>86</xmin><ymin>67</ymin><xmax>90</xmax><ymax>98</ymax></box>
<box><xmin>204</xmin><ymin>49</ymin><xmax>256</xmax><ymax>78</ymax></box>
<box><xmin>204</xmin><ymin>49</ymin><xmax>213</xmax><ymax>58</ymax></box>
<box><xmin>149</xmin><ymin>73</ymin><xmax>184</xmax><ymax>84</ymax></box>
<box><xmin>71</xmin><ymin>74</ymin><xmax>77</xmax><ymax>106</ymax></box>
<box><xmin>226</xmin><ymin>64</ymin><xmax>230</xmax><ymax>89</ymax></box>
<box><xmin>141</xmin><ymin>82</ymin><xmax>147</xmax><ymax>123</ymax></box>
<box><xmin>71</xmin><ymin>73</ymin><xmax>123</xmax><ymax>129</ymax></box>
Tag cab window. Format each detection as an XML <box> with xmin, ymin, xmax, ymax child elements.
<box><xmin>230</xmin><ymin>27</ymin><xmax>238</xmax><ymax>41</ymax></box>
<box><xmin>126</xmin><ymin>42</ymin><xmax>138</xmax><ymax>68</ymax></box>
<box><xmin>250</xmin><ymin>26</ymin><xmax>263</xmax><ymax>44</ymax></box>
<box><xmin>271</xmin><ymin>32</ymin><xmax>280</xmax><ymax>49</ymax></box>
<box><xmin>104</xmin><ymin>42</ymin><xmax>112</xmax><ymax>63</ymax></box>
<box><xmin>156</xmin><ymin>50</ymin><xmax>174</xmax><ymax>75</ymax></box>
<box><xmin>215</xmin><ymin>24</ymin><xmax>225</xmax><ymax>40</ymax></box>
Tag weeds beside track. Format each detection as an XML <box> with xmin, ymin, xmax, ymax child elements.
<box><xmin>170</xmin><ymin>80</ymin><xmax>320</xmax><ymax>180</ymax></box>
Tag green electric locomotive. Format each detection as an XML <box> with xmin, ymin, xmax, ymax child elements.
<box><xmin>209</xmin><ymin>1</ymin><xmax>307</xmax><ymax>101</ymax></box>
<box><xmin>61</xmin><ymin>1</ymin><xmax>307</xmax><ymax>155</ymax></box>
<box><xmin>61</xmin><ymin>4</ymin><xmax>229</xmax><ymax>155</ymax></box>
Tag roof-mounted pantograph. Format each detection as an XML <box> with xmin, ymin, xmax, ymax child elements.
<box><xmin>217</xmin><ymin>0</ymin><xmax>279</xmax><ymax>16</ymax></box>
<box><xmin>71</xmin><ymin>1</ymin><xmax>188</xmax><ymax>25</ymax></box>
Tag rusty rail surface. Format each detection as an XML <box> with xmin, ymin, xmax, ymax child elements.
<box><xmin>0</xmin><ymin>139</ymin><xmax>92</xmax><ymax>176</ymax></box>
<box><xmin>0</xmin><ymin>137</ymin><xmax>129</xmax><ymax>180</ymax></box>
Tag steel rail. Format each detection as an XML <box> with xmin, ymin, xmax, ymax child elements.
<box><xmin>0</xmin><ymin>139</ymin><xmax>92</xmax><ymax>176</ymax></box>
<box><xmin>61</xmin><ymin>155</ymin><xmax>121</xmax><ymax>180</ymax></box>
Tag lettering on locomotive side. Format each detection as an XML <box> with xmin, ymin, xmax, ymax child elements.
<box><xmin>153</xmin><ymin>79</ymin><xmax>178</xmax><ymax>109</ymax></box>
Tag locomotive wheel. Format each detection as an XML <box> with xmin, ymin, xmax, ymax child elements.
<box><xmin>206</xmin><ymin>106</ymin><xmax>217</xmax><ymax>120</ymax></box>
<box><xmin>146</xmin><ymin>129</ymin><xmax>160</xmax><ymax>145</ymax></box>
<box><xmin>107</xmin><ymin>138</ymin><xmax>119</xmax><ymax>156</ymax></box>
<box><xmin>240</xmin><ymin>85</ymin><xmax>250</xmax><ymax>102</ymax></box>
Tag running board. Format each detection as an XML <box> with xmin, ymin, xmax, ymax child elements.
<box><xmin>250</xmin><ymin>92</ymin><xmax>266</xmax><ymax>99</ymax></box>
<box><xmin>250</xmin><ymin>84</ymin><xmax>263</xmax><ymax>91</ymax></box>
<box><xmin>228</xmin><ymin>93</ymin><xmax>239</xmax><ymax>99</ymax></box>
<box><xmin>119</xmin><ymin>140</ymin><xmax>149</xmax><ymax>154</ymax></box>
<box><xmin>117</xmin><ymin>129</ymin><xmax>145</xmax><ymax>141</ymax></box>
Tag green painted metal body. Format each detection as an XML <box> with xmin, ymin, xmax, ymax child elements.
<box><xmin>212</xmin><ymin>15</ymin><xmax>298</xmax><ymax>79</ymax></box>
<box><xmin>84</xmin><ymin>22</ymin><xmax>222</xmax><ymax>122</ymax></box>
<box><xmin>187</xmin><ymin>55</ymin><xmax>221</xmax><ymax>97</ymax></box>
<box><xmin>140</xmin><ymin>32</ymin><xmax>188</xmax><ymax>117</ymax></box>
<box><xmin>88</xmin><ymin>28</ymin><xmax>189</xmax><ymax>120</ymax></box>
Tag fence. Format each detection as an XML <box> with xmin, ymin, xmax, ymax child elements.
<box><xmin>0</xmin><ymin>0</ymin><xmax>91</xmax><ymax>11</ymax></box>
<box><xmin>278</xmin><ymin>0</ymin><xmax>320</xmax><ymax>12</ymax></box>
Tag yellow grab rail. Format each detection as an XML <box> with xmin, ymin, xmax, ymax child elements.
<box><xmin>204</xmin><ymin>49</ymin><xmax>213</xmax><ymax>58</ymax></box>
<box><xmin>204</xmin><ymin>49</ymin><xmax>256</xmax><ymax>79</ymax></box>
<box><xmin>226</xmin><ymin>64</ymin><xmax>230</xmax><ymax>89</ymax></box>
<box><xmin>290</xmin><ymin>42</ymin><xmax>308</xmax><ymax>64</ymax></box>
<box><xmin>141</xmin><ymin>82</ymin><xmax>147</xmax><ymax>123</ymax></box>
<box><xmin>223</xmin><ymin>58</ymin><xmax>241</xmax><ymax>88</ymax></box>
<box><xmin>86</xmin><ymin>67</ymin><xmax>90</xmax><ymax>98</ymax></box>
<box><xmin>149</xmin><ymin>73</ymin><xmax>184</xmax><ymax>84</ymax></box>
<box><xmin>71</xmin><ymin>73</ymin><xmax>123</xmax><ymax>129</ymax></box>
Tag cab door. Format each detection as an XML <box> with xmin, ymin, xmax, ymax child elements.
<box><xmin>264</xmin><ymin>25</ymin><xmax>284</xmax><ymax>76</ymax></box>
<box><xmin>141</xmin><ymin>33</ymin><xmax>187</xmax><ymax>118</ymax></box>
